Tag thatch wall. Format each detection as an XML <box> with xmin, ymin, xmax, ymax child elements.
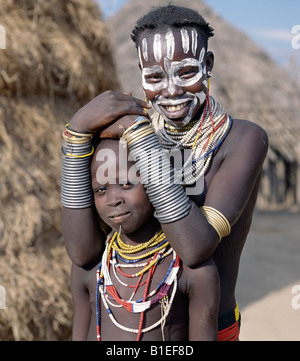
<box><xmin>106</xmin><ymin>0</ymin><xmax>300</xmax><ymax>210</ymax></box>
<box><xmin>0</xmin><ymin>0</ymin><xmax>119</xmax><ymax>340</ymax></box>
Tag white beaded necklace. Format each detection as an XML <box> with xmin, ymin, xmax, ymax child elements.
<box><xmin>152</xmin><ymin>95</ymin><xmax>232</xmax><ymax>185</ymax></box>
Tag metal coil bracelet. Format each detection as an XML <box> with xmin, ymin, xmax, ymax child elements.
<box><xmin>61</xmin><ymin>126</ymin><xmax>94</xmax><ymax>209</ymax></box>
<box><xmin>122</xmin><ymin>117</ymin><xmax>191</xmax><ymax>224</ymax></box>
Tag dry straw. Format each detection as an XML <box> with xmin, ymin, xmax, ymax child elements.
<box><xmin>0</xmin><ymin>0</ymin><xmax>120</xmax><ymax>340</ymax></box>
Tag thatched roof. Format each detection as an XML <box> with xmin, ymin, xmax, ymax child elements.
<box><xmin>106</xmin><ymin>0</ymin><xmax>300</xmax><ymax>169</ymax></box>
<box><xmin>0</xmin><ymin>0</ymin><xmax>119</xmax><ymax>340</ymax></box>
<box><xmin>0</xmin><ymin>0</ymin><xmax>119</xmax><ymax>100</ymax></box>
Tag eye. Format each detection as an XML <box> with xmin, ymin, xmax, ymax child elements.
<box><xmin>144</xmin><ymin>72</ymin><xmax>164</xmax><ymax>83</ymax></box>
<box><xmin>145</xmin><ymin>74</ymin><xmax>162</xmax><ymax>83</ymax></box>
<box><xmin>120</xmin><ymin>181</ymin><xmax>135</xmax><ymax>190</ymax></box>
<box><xmin>94</xmin><ymin>185</ymin><xmax>107</xmax><ymax>194</ymax></box>
<box><xmin>179</xmin><ymin>67</ymin><xmax>199</xmax><ymax>79</ymax></box>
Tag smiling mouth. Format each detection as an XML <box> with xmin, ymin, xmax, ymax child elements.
<box><xmin>162</xmin><ymin>101</ymin><xmax>190</xmax><ymax>112</ymax></box>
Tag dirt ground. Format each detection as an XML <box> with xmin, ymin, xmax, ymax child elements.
<box><xmin>236</xmin><ymin>210</ymin><xmax>300</xmax><ymax>341</ymax></box>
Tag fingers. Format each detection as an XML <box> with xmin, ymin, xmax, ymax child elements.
<box><xmin>120</xmin><ymin>91</ymin><xmax>151</xmax><ymax>110</ymax></box>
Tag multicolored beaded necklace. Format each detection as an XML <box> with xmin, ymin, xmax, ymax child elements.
<box><xmin>96</xmin><ymin>230</ymin><xmax>180</xmax><ymax>341</ymax></box>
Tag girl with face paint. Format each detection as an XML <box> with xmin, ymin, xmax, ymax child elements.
<box><xmin>62</xmin><ymin>5</ymin><xmax>268</xmax><ymax>342</ymax></box>
<box><xmin>139</xmin><ymin>27</ymin><xmax>212</xmax><ymax>128</ymax></box>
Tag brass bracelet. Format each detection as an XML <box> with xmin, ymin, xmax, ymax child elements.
<box><xmin>65</xmin><ymin>123</ymin><xmax>93</xmax><ymax>138</ymax></box>
<box><xmin>122</xmin><ymin>122</ymin><xmax>154</xmax><ymax>146</ymax></box>
<box><xmin>200</xmin><ymin>206</ymin><xmax>231</xmax><ymax>242</ymax></box>
<box><xmin>62</xmin><ymin>130</ymin><xmax>92</xmax><ymax>144</ymax></box>
<box><xmin>126</xmin><ymin>126</ymin><xmax>154</xmax><ymax>146</ymax></box>
<box><xmin>122</xmin><ymin>118</ymin><xmax>151</xmax><ymax>139</ymax></box>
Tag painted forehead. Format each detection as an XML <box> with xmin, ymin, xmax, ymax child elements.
<box><xmin>138</xmin><ymin>27</ymin><xmax>205</xmax><ymax>64</ymax></box>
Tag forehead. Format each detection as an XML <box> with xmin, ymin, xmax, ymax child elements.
<box><xmin>91</xmin><ymin>141</ymin><xmax>136</xmax><ymax>183</ymax></box>
<box><xmin>138</xmin><ymin>27</ymin><xmax>206</xmax><ymax>63</ymax></box>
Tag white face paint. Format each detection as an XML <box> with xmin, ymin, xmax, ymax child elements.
<box><xmin>142</xmin><ymin>55</ymin><xmax>206</xmax><ymax>93</ymax></box>
<box><xmin>165</xmin><ymin>30</ymin><xmax>175</xmax><ymax>60</ymax></box>
<box><xmin>180</xmin><ymin>29</ymin><xmax>190</xmax><ymax>54</ymax></box>
<box><xmin>152</xmin><ymin>91</ymin><xmax>199</xmax><ymax>126</ymax></box>
<box><xmin>153</xmin><ymin>33</ymin><xmax>162</xmax><ymax>62</ymax></box>
<box><xmin>142</xmin><ymin>38</ymin><xmax>148</xmax><ymax>61</ymax></box>
<box><xmin>191</xmin><ymin>28</ymin><xmax>198</xmax><ymax>57</ymax></box>
<box><xmin>140</xmin><ymin>28</ymin><xmax>208</xmax><ymax>126</ymax></box>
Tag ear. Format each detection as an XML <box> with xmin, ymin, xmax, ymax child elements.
<box><xmin>205</xmin><ymin>51</ymin><xmax>214</xmax><ymax>76</ymax></box>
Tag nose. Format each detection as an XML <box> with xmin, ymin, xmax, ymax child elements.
<box><xmin>162</xmin><ymin>78</ymin><xmax>184</xmax><ymax>98</ymax></box>
<box><xmin>107</xmin><ymin>186</ymin><xmax>124</xmax><ymax>207</ymax></box>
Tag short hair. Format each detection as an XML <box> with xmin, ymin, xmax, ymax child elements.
<box><xmin>131</xmin><ymin>4</ymin><xmax>214</xmax><ymax>49</ymax></box>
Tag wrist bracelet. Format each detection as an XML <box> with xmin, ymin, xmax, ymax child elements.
<box><xmin>124</xmin><ymin>117</ymin><xmax>191</xmax><ymax>224</ymax></box>
<box><xmin>61</xmin><ymin>125</ymin><xmax>94</xmax><ymax>209</ymax></box>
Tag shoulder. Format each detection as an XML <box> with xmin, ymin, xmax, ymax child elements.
<box><xmin>221</xmin><ymin>118</ymin><xmax>269</xmax><ymax>161</ymax></box>
<box><xmin>228</xmin><ymin>118</ymin><xmax>268</xmax><ymax>147</ymax></box>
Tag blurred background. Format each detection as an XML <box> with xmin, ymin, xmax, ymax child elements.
<box><xmin>0</xmin><ymin>0</ymin><xmax>299</xmax><ymax>340</ymax></box>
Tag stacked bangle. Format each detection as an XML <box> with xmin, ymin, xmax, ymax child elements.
<box><xmin>122</xmin><ymin>117</ymin><xmax>191</xmax><ymax>224</ymax></box>
<box><xmin>200</xmin><ymin>206</ymin><xmax>231</xmax><ymax>242</ymax></box>
<box><xmin>61</xmin><ymin>124</ymin><xmax>94</xmax><ymax>209</ymax></box>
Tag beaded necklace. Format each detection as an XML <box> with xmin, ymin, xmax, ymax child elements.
<box><xmin>96</xmin><ymin>231</ymin><xmax>180</xmax><ymax>341</ymax></box>
<box><xmin>152</xmin><ymin>92</ymin><xmax>232</xmax><ymax>185</ymax></box>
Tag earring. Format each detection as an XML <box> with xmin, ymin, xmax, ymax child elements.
<box><xmin>207</xmin><ymin>70</ymin><xmax>212</xmax><ymax>78</ymax></box>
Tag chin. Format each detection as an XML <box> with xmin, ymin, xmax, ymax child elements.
<box><xmin>166</xmin><ymin>117</ymin><xmax>192</xmax><ymax>128</ymax></box>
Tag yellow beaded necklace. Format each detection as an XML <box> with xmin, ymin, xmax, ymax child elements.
<box><xmin>110</xmin><ymin>229</ymin><xmax>169</xmax><ymax>261</ymax></box>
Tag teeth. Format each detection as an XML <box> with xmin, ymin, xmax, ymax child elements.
<box><xmin>165</xmin><ymin>102</ymin><xmax>188</xmax><ymax>112</ymax></box>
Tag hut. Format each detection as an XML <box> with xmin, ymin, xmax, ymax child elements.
<box><xmin>0</xmin><ymin>0</ymin><xmax>119</xmax><ymax>340</ymax></box>
<box><xmin>106</xmin><ymin>0</ymin><xmax>300</xmax><ymax>210</ymax></box>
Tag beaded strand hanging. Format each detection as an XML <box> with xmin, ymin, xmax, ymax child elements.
<box><xmin>96</xmin><ymin>230</ymin><xmax>180</xmax><ymax>341</ymax></box>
